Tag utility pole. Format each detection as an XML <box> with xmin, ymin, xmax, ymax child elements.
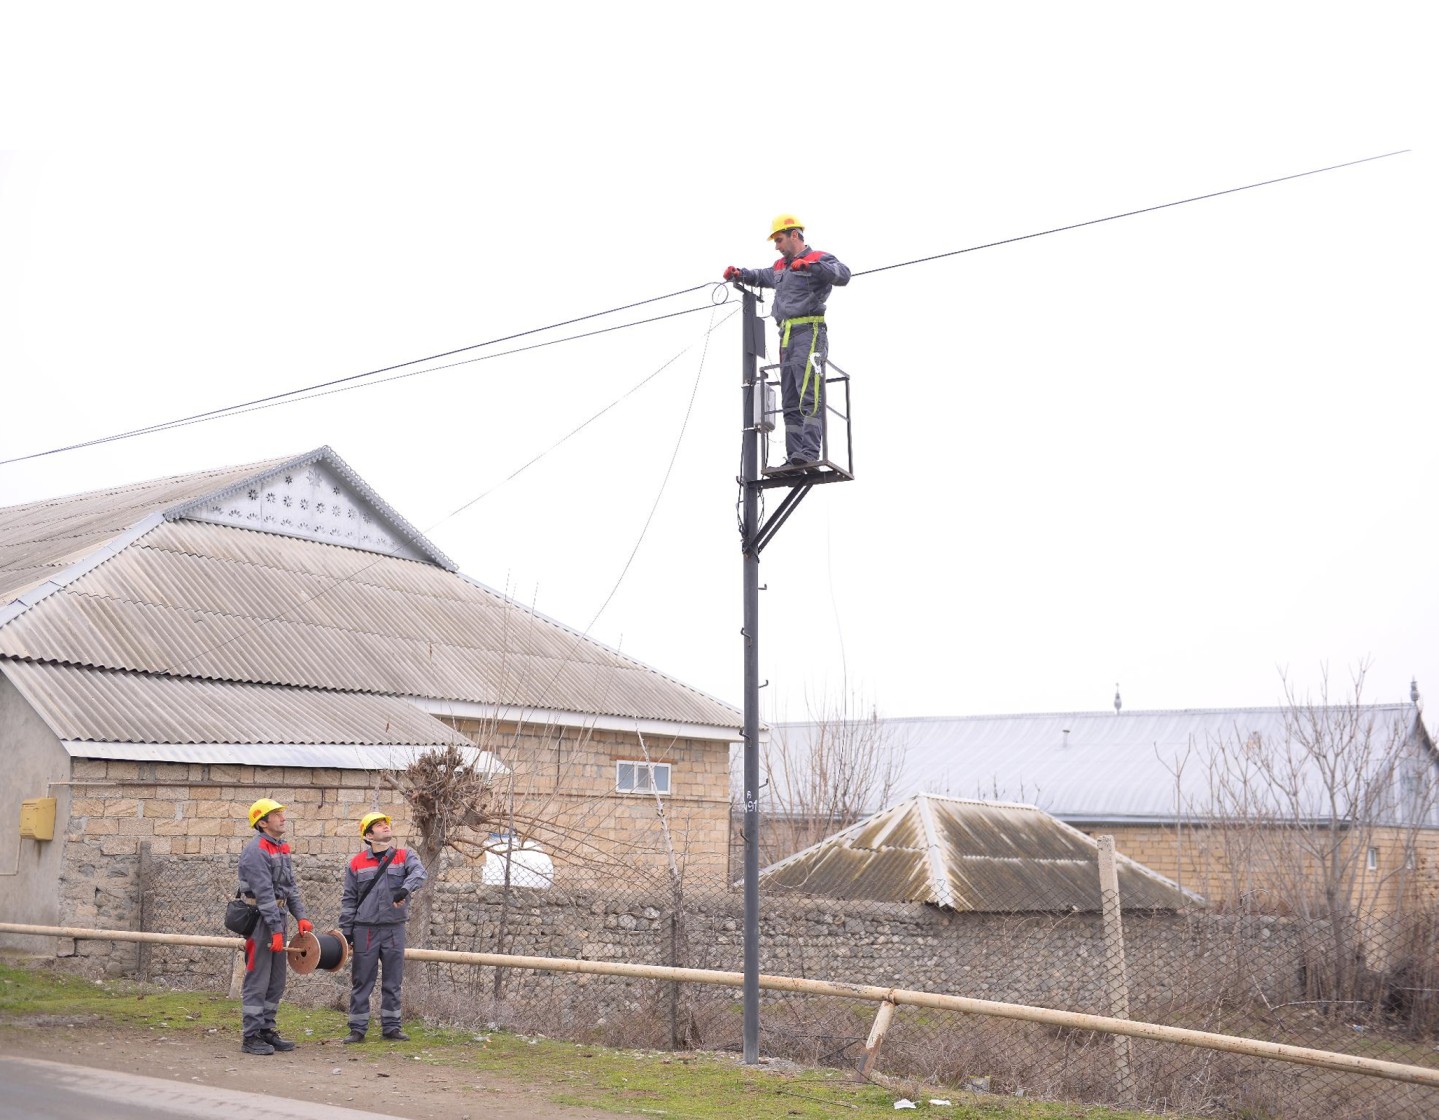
<box><xmin>737</xmin><ymin>284</ymin><xmax>853</xmax><ymax>1065</ymax></box>
<box><xmin>739</xmin><ymin>287</ymin><xmax>763</xmax><ymax>1064</ymax></box>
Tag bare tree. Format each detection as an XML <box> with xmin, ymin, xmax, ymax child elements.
<box><xmin>751</xmin><ymin>690</ymin><xmax>907</xmax><ymax>866</ymax></box>
<box><xmin>1181</xmin><ymin>664</ymin><xmax>1438</xmax><ymax>1008</ymax></box>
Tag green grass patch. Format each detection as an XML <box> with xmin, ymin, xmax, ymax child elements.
<box><xmin>0</xmin><ymin>961</ymin><xmax>1154</xmax><ymax>1119</ymax></box>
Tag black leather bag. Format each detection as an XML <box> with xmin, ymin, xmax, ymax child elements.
<box><xmin>223</xmin><ymin>892</ymin><xmax>261</xmax><ymax>936</ymax></box>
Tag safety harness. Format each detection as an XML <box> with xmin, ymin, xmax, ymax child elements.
<box><xmin>780</xmin><ymin>314</ymin><xmax>826</xmax><ymax>416</ymax></box>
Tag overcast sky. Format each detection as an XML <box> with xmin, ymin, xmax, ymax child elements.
<box><xmin>1</xmin><ymin>4</ymin><xmax>1433</xmax><ymax>728</ymax></box>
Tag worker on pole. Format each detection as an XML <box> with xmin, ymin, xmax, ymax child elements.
<box><xmin>725</xmin><ymin>214</ymin><xmax>850</xmax><ymax>468</ymax></box>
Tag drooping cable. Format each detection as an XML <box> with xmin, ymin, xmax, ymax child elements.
<box><xmin>853</xmin><ymin>150</ymin><xmax>1409</xmax><ymax>278</ymax></box>
<box><xmin>155</xmin><ymin>310</ymin><xmax>735</xmax><ymax>677</ymax></box>
<box><xmin>0</xmin><ymin>284</ymin><xmax>714</xmax><ymax>466</ymax></box>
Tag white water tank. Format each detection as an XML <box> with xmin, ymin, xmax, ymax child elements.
<box><xmin>481</xmin><ymin>835</ymin><xmax>554</xmax><ymax>889</ymax></box>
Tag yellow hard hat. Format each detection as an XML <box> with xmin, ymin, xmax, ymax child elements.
<box><xmin>248</xmin><ymin>798</ymin><xmax>285</xmax><ymax>829</ymax></box>
<box><xmin>768</xmin><ymin>213</ymin><xmax>804</xmax><ymax>241</ymax></box>
<box><xmin>359</xmin><ymin>811</ymin><xmax>392</xmax><ymax>837</ymax></box>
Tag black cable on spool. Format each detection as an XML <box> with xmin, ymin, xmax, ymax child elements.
<box><xmin>315</xmin><ymin>930</ymin><xmax>349</xmax><ymax>972</ymax></box>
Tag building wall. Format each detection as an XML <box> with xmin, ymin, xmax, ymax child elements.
<box><xmin>1091</xmin><ymin>822</ymin><xmax>1439</xmax><ymax>925</ymax></box>
<box><xmin>27</xmin><ymin>717</ymin><xmax>734</xmax><ymax>970</ymax></box>
<box><xmin>445</xmin><ymin>718</ymin><xmax>734</xmax><ymax>885</ymax></box>
<box><xmin>47</xmin><ymin>756</ymin><xmax>411</xmax><ymax>972</ymax></box>
<box><xmin>0</xmin><ymin>674</ymin><xmax>73</xmax><ymax>949</ymax></box>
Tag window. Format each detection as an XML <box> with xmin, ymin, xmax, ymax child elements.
<box><xmin>1366</xmin><ymin>847</ymin><xmax>1379</xmax><ymax>871</ymax></box>
<box><xmin>616</xmin><ymin>760</ymin><xmax>671</xmax><ymax>795</ymax></box>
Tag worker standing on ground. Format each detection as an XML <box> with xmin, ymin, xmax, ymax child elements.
<box><xmin>339</xmin><ymin>811</ymin><xmax>428</xmax><ymax>1044</ymax></box>
<box><xmin>725</xmin><ymin>215</ymin><xmax>850</xmax><ymax>468</ymax></box>
<box><xmin>237</xmin><ymin>798</ymin><xmax>311</xmax><ymax>1055</ymax></box>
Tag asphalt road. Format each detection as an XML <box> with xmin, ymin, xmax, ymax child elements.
<box><xmin>0</xmin><ymin>1056</ymin><xmax>403</xmax><ymax>1120</ymax></box>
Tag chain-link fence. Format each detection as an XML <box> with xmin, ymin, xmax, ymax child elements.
<box><xmin>110</xmin><ymin>836</ymin><xmax>1439</xmax><ymax>1119</ymax></box>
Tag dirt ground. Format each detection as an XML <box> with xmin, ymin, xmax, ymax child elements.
<box><xmin>0</xmin><ymin>1018</ymin><xmax>618</xmax><ymax>1120</ymax></box>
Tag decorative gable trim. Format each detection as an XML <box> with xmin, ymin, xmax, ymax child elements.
<box><xmin>164</xmin><ymin>446</ymin><xmax>456</xmax><ymax>571</ymax></box>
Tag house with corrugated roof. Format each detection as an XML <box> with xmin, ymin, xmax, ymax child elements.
<box><xmin>0</xmin><ymin>447</ymin><xmax>742</xmax><ymax>950</ymax></box>
<box><xmin>763</xmin><ymin>707</ymin><xmax>1439</xmax><ymax>919</ymax></box>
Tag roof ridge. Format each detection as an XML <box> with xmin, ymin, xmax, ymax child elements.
<box><xmin>777</xmin><ymin>703</ymin><xmax>1416</xmax><ymax>726</ymax></box>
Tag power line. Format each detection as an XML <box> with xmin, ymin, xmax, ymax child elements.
<box><xmin>155</xmin><ymin>309</ymin><xmax>736</xmax><ymax>678</ymax></box>
<box><xmin>0</xmin><ymin>282</ymin><xmax>714</xmax><ymax>467</ymax></box>
<box><xmin>853</xmin><ymin>150</ymin><xmax>1409</xmax><ymax>278</ymax></box>
<box><xmin>92</xmin><ymin>301</ymin><xmax>731</xmax><ymax>454</ymax></box>
<box><xmin>2</xmin><ymin>149</ymin><xmax>1406</xmax><ymax>468</ymax></box>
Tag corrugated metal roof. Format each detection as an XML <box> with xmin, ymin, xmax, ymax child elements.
<box><xmin>760</xmin><ymin>794</ymin><xmax>1196</xmax><ymax>912</ymax></box>
<box><xmin>59</xmin><ymin>740</ymin><xmax>503</xmax><ymax>773</ymax></box>
<box><xmin>2</xmin><ymin>659</ymin><xmax>479</xmax><ymax>747</ymax></box>
<box><xmin>766</xmin><ymin>707</ymin><xmax>1436</xmax><ymax>824</ymax></box>
<box><xmin>0</xmin><ymin>455</ymin><xmax>296</xmax><ymax>603</ymax></box>
<box><xmin>0</xmin><ymin>453</ymin><xmax>742</xmax><ymax>731</ymax></box>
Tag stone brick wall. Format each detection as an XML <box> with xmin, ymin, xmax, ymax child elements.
<box><xmin>1093</xmin><ymin>822</ymin><xmax>1439</xmax><ymax>922</ymax></box>
<box><xmin>108</xmin><ymin>845</ymin><xmax>1330</xmax><ymax>1031</ymax></box>
<box><xmin>443</xmin><ymin>718</ymin><xmax>733</xmax><ymax>882</ymax></box>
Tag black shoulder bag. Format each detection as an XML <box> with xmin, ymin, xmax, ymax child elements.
<box><xmin>353</xmin><ymin>846</ymin><xmax>398</xmax><ymax>912</ymax></box>
<box><xmin>223</xmin><ymin>890</ymin><xmax>261</xmax><ymax>936</ymax></box>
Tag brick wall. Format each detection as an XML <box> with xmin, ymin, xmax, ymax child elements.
<box><xmin>444</xmin><ymin>718</ymin><xmax>733</xmax><ymax>881</ymax></box>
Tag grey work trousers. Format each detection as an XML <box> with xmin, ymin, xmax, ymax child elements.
<box><xmin>779</xmin><ymin>320</ymin><xmax>827</xmax><ymax>463</ymax></box>
<box><xmin>349</xmin><ymin>923</ymin><xmax>407</xmax><ymax>1034</ymax></box>
<box><xmin>242</xmin><ymin>930</ymin><xmax>287</xmax><ymax>1037</ymax></box>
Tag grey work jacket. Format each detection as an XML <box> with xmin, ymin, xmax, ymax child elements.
<box><xmin>236</xmin><ymin>833</ymin><xmax>307</xmax><ymax>937</ymax></box>
<box><xmin>737</xmin><ymin>247</ymin><xmax>850</xmax><ymax>322</ymax></box>
<box><xmin>339</xmin><ymin>845</ymin><xmax>428</xmax><ymax>928</ymax></box>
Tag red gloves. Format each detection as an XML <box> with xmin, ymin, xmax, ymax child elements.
<box><xmin>723</xmin><ymin>266</ymin><xmax>741</xmax><ymax>281</ymax></box>
<box><xmin>297</xmin><ymin>919</ymin><xmax>313</xmax><ymax>935</ymax></box>
<box><xmin>270</xmin><ymin>932</ymin><xmax>285</xmax><ymax>953</ymax></box>
<box><xmin>789</xmin><ymin>257</ymin><xmax>812</xmax><ymax>271</ymax></box>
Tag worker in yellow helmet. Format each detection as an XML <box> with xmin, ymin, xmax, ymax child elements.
<box><xmin>337</xmin><ymin>810</ymin><xmax>428</xmax><ymax>1044</ymax></box>
<box><xmin>724</xmin><ymin>215</ymin><xmax>851</xmax><ymax>470</ymax></box>
<box><xmin>236</xmin><ymin>798</ymin><xmax>311</xmax><ymax>1055</ymax></box>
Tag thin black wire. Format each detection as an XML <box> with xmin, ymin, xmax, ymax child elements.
<box><xmin>116</xmin><ymin>302</ymin><xmax>728</xmax><ymax>447</ymax></box>
<box><xmin>155</xmin><ymin>310</ymin><xmax>737</xmax><ymax>677</ymax></box>
<box><xmin>853</xmin><ymin>150</ymin><xmax>1409</xmax><ymax>278</ymax></box>
<box><xmin>3</xmin><ymin>150</ymin><xmax>1405</xmax><ymax>469</ymax></box>
<box><xmin>0</xmin><ymin>283</ymin><xmax>712</xmax><ymax>467</ymax></box>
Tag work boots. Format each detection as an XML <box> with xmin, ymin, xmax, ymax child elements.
<box><xmin>241</xmin><ymin>1034</ymin><xmax>274</xmax><ymax>1055</ymax></box>
<box><xmin>382</xmin><ymin>1028</ymin><xmax>411</xmax><ymax>1041</ymax></box>
<box><xmin>342</xmin><ymin>1030</ymin><xmax>366</xmax><ymax>1044</ymax></box>
<box><xmin>260</xmin><ymin>1029</ymin><xmax>297</xmax><ymax>1052</ymax></box>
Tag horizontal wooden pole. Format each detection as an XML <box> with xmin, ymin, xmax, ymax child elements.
<box><xmin>4</xmin><ymin>922</ymin><xmax>1437</xmax><ymax>1089</ymax></box>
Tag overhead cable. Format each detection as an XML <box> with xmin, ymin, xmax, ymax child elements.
<box><xmin>0</xmin><ymin>283</ymin><xmax>713</xmax><ymax>467</ymax></box>
<box><xmin>853</xmin><ymin>150</ymin><xmax>1409</xmax><ymax>278</ymax></box>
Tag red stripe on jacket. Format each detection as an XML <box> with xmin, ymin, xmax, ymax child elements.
<box><xmin>349</xmin><ymin>848</ymin><xmax>407</xmax><ymax>872</ymax></box>
<box><xmin>774</xmin><ymin>250</ymin><xmax>825</xmax><ymax>271</ymax></box>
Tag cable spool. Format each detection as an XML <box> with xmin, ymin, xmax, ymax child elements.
<box><xmin>286</xmin><ymin>929</ymin><xmax>351</xmax><ymax>975</ymax></box>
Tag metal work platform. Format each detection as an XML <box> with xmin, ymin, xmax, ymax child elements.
<box><xmin>755</xmin><ymin>360</ymin><xmax>855</xmax><ymax>490</ymax></box>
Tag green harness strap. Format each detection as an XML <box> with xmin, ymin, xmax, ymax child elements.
<box><xmin>781</xmin><ymin>316</ymin><xmax>825</xmax><ymax>416</ymax></box>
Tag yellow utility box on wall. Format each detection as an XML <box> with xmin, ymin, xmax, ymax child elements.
<box><xmin>20</xmin><ymin>797</ymin><xmax>56</xmax><ymax>841</ymax></box>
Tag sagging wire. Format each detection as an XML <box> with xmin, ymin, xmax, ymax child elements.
<box><xmin>853</xmin><ymin>150</ymin><xmax>1409</xmax><ymax>279</ymax></box>
<box><xmin>1</xmin><ymin>283</ymin><xmax>717</xmax><ymax>467</ymax></box>
<box><xmin>157</xmin><ymin>306</ymin><xmax>737</xmax><ymax>678</ymax></box>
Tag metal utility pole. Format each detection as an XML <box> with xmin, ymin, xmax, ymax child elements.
<box><xmin>737</xmin><ymin>284</ymin><xmax>852</xmax><ymax>1065</ymax></box>
<box><xmin>739</xmin><ymin>287</ymin><xmax>763</xmax><ymax>1064</ymax></box>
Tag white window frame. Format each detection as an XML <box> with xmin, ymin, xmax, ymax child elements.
<box><xmin>1366</xmin><ymin>846</ymin><xmax>1379</xmax><ymax>872</ymax></box>
<box><xmin>616</xmin><ymin>760</ymin><xmax>671</xmax><ymax>795</ymax></box>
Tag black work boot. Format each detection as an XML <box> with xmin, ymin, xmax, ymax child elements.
<box><xmin>342</xmin><ymin>1029</ymin><xmax>366</xmax><ymax>1044</ymax></box>
<box><xmin>382</xmin><ymin>1028</ymin><xmax>411</xmax><ymax>1041</ymax></box>
<box><xmin>241</xmin><ymin>1034</ymin><xmax>275</xmax><ymax>1055</ymax></box>
<box><xmin>261</xmin><ymin>1029</ymin><xmax>296</xmax><ymax>1052</ymax></box>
